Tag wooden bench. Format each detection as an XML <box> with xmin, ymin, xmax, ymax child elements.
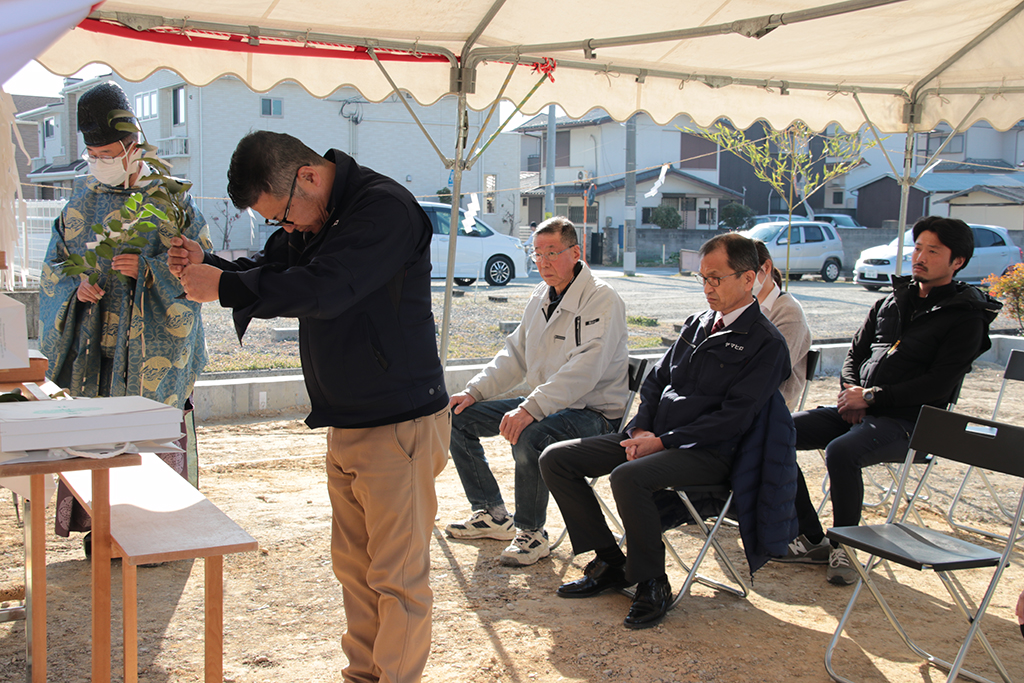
<box><xmin>61</xmin><ymin>454</ymin><xmax>258</xmax><ymax>683</ymax></box>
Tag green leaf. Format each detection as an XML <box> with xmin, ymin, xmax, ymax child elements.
<box><xmin>128</xmin><ymin>236</ymin><xmax>148</xmax><ymax>247</ymax></box>
<box><xmin>121</xmin><ymin>248</ymin><xmax>141</xmax><ymax>255</ymax></box>
<box><xmin>95</xmin><ymin>243</ymin><xmax>114</xmax><ymax>260</ymax></box>
<box><xmin>64</xmin><ymin>266</ymin><xmax>88</xmax><ymax>277</ymax></box>
<box><xmin>69</xmin><ymin>253</ymin><xmax>85</xmax><ymax>266</ymax></box>
<box><xmin>92</xmin><ymin>223</ymin><xmax>106</xmax><ymax>235</ymax></box>
<box><xmin>120</xmin><ymin>207</ymin><xmax>132</xmax><ymax>220</ymax></box>
<box><xmin>107</xmin><ymin>219</ymin><xmax>123</xmax><ymax>232</ymax></box>
<box><xmin>136</xmin><ymin>222</ymin><xmax>157</xmax><ymax>233</ymax></box>
<box><xmin>88</xmin><ymin>272</ymin><xmax>101</xmax><ymax>285</ymax></box>
<box><xmin>85</xmin><ymin>251</ymin><xmax>97</xmax><ymax>267</ymax></box>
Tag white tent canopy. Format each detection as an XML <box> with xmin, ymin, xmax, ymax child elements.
<box><xmin>34</xmin><ymin>0</ymin><xmax>1024</xmax><ymax>133</ymax></box>
<box><xmin>15</xmin><ymin>0</ymin><xmax>1024</xmax><ymax>359</ymax></box>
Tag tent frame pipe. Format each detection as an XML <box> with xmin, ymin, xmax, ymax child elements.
<box><xmin>466</xmin><ymin>0</ymin><xmax>905</xmax><ymax>62</ymax></box>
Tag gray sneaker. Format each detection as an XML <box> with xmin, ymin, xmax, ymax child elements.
<box><xmin>773</xmin><ymin>534</ymin><xmax>831</xmax><ymax>564</ymax></box>
<box><xmin>445</xmin><ymin>510</ymin><xmax>516</xmax><ymax>540</ymax></box>
<box><xmin>499</xmin><ymin>528</ymin><xmax>550</xmax><ymax>566</ymax></box>
<box><xmin>827</xmin><ymin>546</ymin><xmax>859</xmax><ymax>586</ymax></box>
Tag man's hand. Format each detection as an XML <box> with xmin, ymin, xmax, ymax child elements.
<box><xmin>449</xmin><ymin>392</ymin><xmax>476</xmax><ymax>415</ymax></box>
<box><xmin>168</xmin><ymin>236</ymin><xmax>204</xmax><ymax>277</ymax></box>
<box><xmin>76</xmin><ymin>279</ymin><xmax>104</xmax><ymax>303</ymax></box>
<box><xmin>111</xmin><ymin>253</ymin><xmax>140</xmax><ymax>280</ymax></box>
<box><xmin>837</xmin><ymin>382</ymin><xmax>869</xmax><ymax>413</ymax></box>
<box><xmin>621</xmin><ymin>433</ymin><xmax>664</xmax><ymax>461</ymax></box>
<box><xmin>840</xmin><ymin>408</ymin><xmax>866</xmax><ymax>425</ymax></box>
<box><xmin>499</xmin><ymin>406</ymin><xmax>535</xmax><ymax>445</ymax></box>
<box><xmin>178</xmin><ymin>263</ymin><xmax>223</xmax><ymax>302</ymax></box>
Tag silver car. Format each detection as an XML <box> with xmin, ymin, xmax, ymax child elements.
<box><xmin>419</xmin><ymin>202</ymin><xmax>529</xmax><ymax>286</ymax></box>
<box><xmin>853</xmin><ymin>223</ymin><xmax>1023</xmax><ymax>290</ymax></box>
<box><xmin>741</xmin><ymin>221</ymin><xmax>845</xmax><ymax>282</ymax></box>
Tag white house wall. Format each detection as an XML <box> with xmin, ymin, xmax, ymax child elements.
<box><xmin>114</xmin><ymin>72</ymin><xmax>519</xmax><ymax>250</ymax></box>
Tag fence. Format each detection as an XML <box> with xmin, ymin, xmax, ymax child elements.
<box><xmin>13</xmin><ymin>199</ymin><xmax>65</xmax><ymax>284</ymax></box>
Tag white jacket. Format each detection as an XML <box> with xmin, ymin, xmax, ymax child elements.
<box><xmin>465</xmin><ymin>261</ymin><xmax>629</xmax><ymax>421</ymax></box>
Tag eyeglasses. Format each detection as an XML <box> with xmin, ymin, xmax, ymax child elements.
<box><xmin>694</xmin><ymin>271</ymin><xmax>744</xmax><ymax>288</ymax></box>
<box><xmin>530</xmin><ymin>245</ymin><xmax>574</xmax><ymax>263</ymax></box>
<box><xmin>81</xmin><ymin>141</ymin><xmax>132</xmax><ymax>163</ymax></box>
<box><xmin>265</xmin><ymin>173</ymin><xmax>298</xmax><ymax>227</ymax></box>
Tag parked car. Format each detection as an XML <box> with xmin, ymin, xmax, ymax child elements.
<box><xmin>737</xmin><ymin>214</ymin><xmax>794</xmax><ymax>230</ymax></box>
<box><xmin>740</xmin><ymin>220</ymin><xmax>845</xmax><ymax>282</ymax></box>
<box><xmin>853</xmin><ymin>223</ymin><xmax>1024</xmax><ymax>290</ymax></box>
<box><xmin>813</xmin><ymin>213</ymin><xmax>865</xmax><ymax>228</ymax></box>
<box><xmin>419</xmin><ymin>202</ymin><xmax>529</xmax><ymax>286</ymax></box>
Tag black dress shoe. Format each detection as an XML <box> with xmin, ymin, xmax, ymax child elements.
<box><xmin>556</xmin><ymin>558</ymin><xmax>630</xmax><ymax>599</ymax></box>
<box><xmin>623</xmin><ymin>574</ymin><xmax>672</xmax><ymax>629</ymax></box>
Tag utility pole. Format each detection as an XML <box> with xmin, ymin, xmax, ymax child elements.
<box><xmin>545</xmin><ymin>104</ymin><xmax>556</xmax><ymax>219</ymax></box>
<box><xmin>623</xmin><ymin>114</ymin><xmax>637</xmax><ymax>275</ymax></box>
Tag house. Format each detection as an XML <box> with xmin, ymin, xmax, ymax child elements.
<box><xmin>935</xmin><ymin>185</ymin><xmax>1024</xmax><ymax>229</ymax></box>
<box><xmin>517</xmin><ymin>111</ymin><xmax>741</xmax><ymax>233</ymax></box>
<box><xmin>18</xmin><ymin>71</ymin><xmax>521</xmax><ymax>252</ymax></box>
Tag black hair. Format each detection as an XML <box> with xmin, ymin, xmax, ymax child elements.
<box><xmin>699</xmin><ymin>233</ymin><xmax>759</xmax><ymax>274</ymax></box>
<box><xmin>226</xmin><ymin>131</ymin><xmax>325</xmax><ymax>209</ymax></box>
<box><xmin>911</xmin><ymin>216</ymin><xmax>974</xmax><ymax>273</ymax></box>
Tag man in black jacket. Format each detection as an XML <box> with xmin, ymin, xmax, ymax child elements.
<box><xmin>169</xmin><ymin>131</ymin><xmax>449</xmax><ymax>683</ymax></box>
<box><xmin>781</xmin><ymin>216</ymin><xmax>1001</xmax><ymax>585</ymax></box>
<box><xmin>539</xmin><ymin>233</ymin><xmax>790</xmax><ymax>630</ymax></box>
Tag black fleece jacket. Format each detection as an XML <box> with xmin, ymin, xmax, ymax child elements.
<box><xmin>210</xmin><ymin>149</ymin><xmax>448</xmax><ymax>429</ymax></box>
<box><xmin>842</xmin><ymin>275</ymin><xmax>1002</xmax><ymax>422</ymax></box>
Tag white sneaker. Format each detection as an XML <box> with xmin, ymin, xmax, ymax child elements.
<box><xmin>773</xmin><ymin>534</ymin><xmax>831</xmax><ymax>564</ymax></box>
<box><xmin>499</xmin><ymin>529</ymin><xmax>550</xmax><ymax>566</ymax></box>
<box><xmin>445</xmin><ymin>510</ymin><xmax>515</xmax><ymax>540</ymax></box>
<box><xmin>827</xmin><ymin>546</ymin><xmax>858</xmax><ymax>586</ymax></box>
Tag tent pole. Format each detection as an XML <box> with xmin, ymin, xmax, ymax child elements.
<box><xmin>439</xmin><ymin>95</ymin><xmax>469</xmax><ymax>366</ymax></box>
<box><xmin>893</xmin><ymin>122</ymin><xmax>916</xmax><ymax>277</ymax></box>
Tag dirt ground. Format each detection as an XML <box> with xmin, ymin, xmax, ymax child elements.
<box><xmin>1</xmin><ymin>364</ymin><xmax>1024</xmax><ymax>682</ymax></box>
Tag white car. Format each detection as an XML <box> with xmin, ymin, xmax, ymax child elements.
<box><xmin>741</xmin><ymin>220</ymin><xmax>845</xmax><ymax>282</ymax></box>
<box><xmin>419</xmin><ymin>202</ymin><xmax>529</xmax><ymax>286</ymax></box>
<box><xmin>854</xmin><ymin>223</ymin><xmax>1024</xmax><ymax>290</ymax></box>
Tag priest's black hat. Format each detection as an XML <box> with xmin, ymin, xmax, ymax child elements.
<box><xmin>78</xmin><ymin>82</ymin><xmax>135</xmax><ymax>147</ymax></box>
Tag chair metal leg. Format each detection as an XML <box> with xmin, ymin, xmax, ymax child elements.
<box><xmin>825</xmin><ymin>544</ymin><xmax>1010</xmax><ymax>683</ymax></box>
<box><xmin>664</xmin><ymin>492</ymin><xmax>748</xmax><ymax>608</ymax></box>
<box><xmin>946</xmin><ymin>466</ymin><xmax>1024</xmax><ymax>544</ymax></box>
<box><xmin>550</xmin><ymin>476</ymin><xmax>626</xmax><ymax>552</ymax></box>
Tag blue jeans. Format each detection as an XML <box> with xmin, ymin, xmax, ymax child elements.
<box><xmin>449</xmin><ymin>397</ymin><xmax>614</xmax><ymax>530</ymax></box>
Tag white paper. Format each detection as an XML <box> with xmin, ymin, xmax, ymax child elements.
<box><xmin>0</xmin><ymin>293</ymin><xmax>29</xmax><ymax>370</ymax></box>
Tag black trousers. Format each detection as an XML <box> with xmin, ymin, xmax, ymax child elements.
<box><xmin>539</xmin><ymin>432</ymin><xmax>731</xmax><ymax>584</ymax></box>
<box><xmin>792</xmin><ymin>406</ymin><xmax>915</xmax><ymax>539</ymax></box>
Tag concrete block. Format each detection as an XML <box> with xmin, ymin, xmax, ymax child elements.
<box><xmin>272</xmin><ymin>327</ymin><xmax>299</xmax><ymax>342</ymax></box>
<box><xmin>498</xmin><ymin>321</ymin><xmax>519</xmax><ymax>334</ymax></box>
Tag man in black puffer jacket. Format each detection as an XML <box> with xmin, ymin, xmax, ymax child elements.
<box><xmin>781</xmin><ymin>216</ymin><xmax>1002</xmax><ymax>586</ymax></box>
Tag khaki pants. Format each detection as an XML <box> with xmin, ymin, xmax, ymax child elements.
<box><xmin>326</xmin><ymin>407</ymin><xmax>450</xmax><ymax>683</ymax></box>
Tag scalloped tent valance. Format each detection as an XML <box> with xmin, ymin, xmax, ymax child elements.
<box><xmin>28</xmin><ymin>0</ymin><xmax>1024</xmax><ymax>134</ymax></box>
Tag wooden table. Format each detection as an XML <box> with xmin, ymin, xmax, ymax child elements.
<box><xmin>0</xmin><ymin>453</ymin><xmax>141</xmax><ymax>683</ymax></box>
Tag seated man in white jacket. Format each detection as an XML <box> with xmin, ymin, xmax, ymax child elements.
<box><xmin>446</xmin><ymin>217</ymin><xmax>630</xmax><ymax>566</ymax></box>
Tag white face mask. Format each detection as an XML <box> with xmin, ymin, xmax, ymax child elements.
<box><xmin>87</xmin><ymin>141</ymin><xmax>143</xmax><ymax>188</ymax></box>
<box><xmin>752</xmin><ymin>269</ymin><xmax>770</xmax><ymax>297</ymax></box>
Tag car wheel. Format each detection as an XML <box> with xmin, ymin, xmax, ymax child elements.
<box><xmin>453</xmin><ymin>278</ymin><xmax>476</xmax><ymax>286</ymax></box>
<box><xmin>863</xmin><ymin>285</ymin><xmax>882</xmax><ymax>291</ymax></box>
<box><xmin>485</xmin><ymin>255</ymin><xmax>513</xmax><ymax>286</ymax></box>
<box><xmin>821</xmin><ymin>259</ymin><xmax>841</xmax><ymax>283</ymax></box>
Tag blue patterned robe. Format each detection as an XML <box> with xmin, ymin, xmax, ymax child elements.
<box><xmin>39</xmin><ymin>174</ymin><xmax>211</xmax><ymax>408</ymax></box>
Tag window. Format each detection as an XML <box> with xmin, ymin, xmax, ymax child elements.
<box><xmin>680</xmin><ymin>133</ymin><xmax>717</xmax><ymax>169</ymax></box>
<box><xmin>43</xmin><ymin>117</ymin><xmax>55</xmax><ymax>139</ymax></box>
<box><xmin>778</xmin><ymin>228</ymin><xmax>802</xmax><ymax>245</ymax></box>
<box><xmin>172</xmin><ymin>86</ymin><xmax>186</xmax><ymax>126</ymax></box>
<box><xmin>484</xmin><ymin>174</ymin><xmax>497</xmax><ymax>214</ymax></box>
<box><xmin>541</xmin><ymin>131</ymin><xmax>571</xmax><ymax>168</ymax></box>
<box><xmin>698</xmin><ymin>207</ymin><xmax>716</xmax><ymax>225</ymax></box>
<box><xmin>804</xmin><ymin>225</ymin><xmax>825</xmax><ymax>243</ymax></box>
<box><xmin>917</xmin><ymin>130</ymin><xmax>964</xmax><ymax>159</ymax></box>
<box><xmin>135</xmin><ymin>91</ymin><xmax>158</xmax><ymax>120</ymax></box>
<box><xmin>973</xmin><ymin>227</ymin><xmax>1005</xmax><ymax>248</ymax></box>
<box><xmin>261</xmin><ymin>98</ymin><xmax>283</xmax><ymax>117</ymax></box>
<box><xmin>832</xmin><ymin>191</ymin><xmax>844</xmax><ymax>205</ymax></box>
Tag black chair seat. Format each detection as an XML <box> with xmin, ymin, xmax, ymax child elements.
<box><xmin>828</xmin><ymin>522</ymin><xmax>1001</xmax><ymax>572</ymax></box>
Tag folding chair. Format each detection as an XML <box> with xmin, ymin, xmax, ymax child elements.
<box><xmin>797</xmin><ymin>347</ymin><xmax>820</xmax><ymax>412</ymax></box>
<box><xmin>549</xmin><ymin>356</ymin><xmax>648</xmax><ymax>550</ymax></box>
<box><xmin>946</xmin><ymin>348</ymin><xmax>1024</xmax><ymax>543</ymax></box>
<box><xmin>825</xmin><ymin>406</ymin><xmax>1024</xmax><ymax>683</ymax></box>
<box><xmin>661</xmin><ymin>484</ymin><xmax>748</xmax><ymax>607</ymax></box>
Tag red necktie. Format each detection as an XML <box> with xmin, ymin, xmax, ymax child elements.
<box><xmin>710</xmin><ymin>317</ymin><xmax>725</xmax><ymax>335</ymax></box>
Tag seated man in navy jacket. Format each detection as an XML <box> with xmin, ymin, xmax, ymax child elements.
<box><xmin>539</xmin><ymin>233</ymin><xmax>790</xmax><ymax>629</ymax></box>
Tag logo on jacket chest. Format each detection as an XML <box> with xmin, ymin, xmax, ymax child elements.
<box><xmin>725</xmin><ymin>342</ymin><xmax>745</xmax><ymax>351</ymax></box>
